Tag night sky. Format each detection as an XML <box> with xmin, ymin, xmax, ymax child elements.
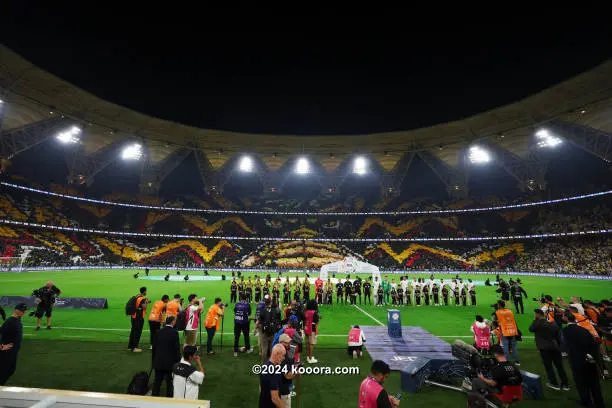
<box><xmin>2</xmin><ymin>7</ymin><xmax>610</xmax><ymax>135</ymax></box>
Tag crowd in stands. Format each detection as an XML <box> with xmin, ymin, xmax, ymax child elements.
<box><xmin>0</xmin><ymin>180</ymin><xmax>610</xmax><ymax>275</ymax></box>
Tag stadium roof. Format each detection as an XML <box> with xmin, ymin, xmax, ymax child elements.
<box><xmin>1</xmin><ymin>45</ymin><xmax>611</xmax><ymax>184</ymax></box>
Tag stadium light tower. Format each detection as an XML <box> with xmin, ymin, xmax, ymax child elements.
<box><xmin>121</xmin><ymin>143</ymin><xmax>143</xmax><ymax>160</ymax></box>
<box><xmin>295</xmin><ymin>157</ymin><xmax>310</xmax><ymax>174</ymax></box>
<box><xmin>239</xmin><ymin>155</ymin><xmax>254</xmax><ymax>172</ymax></box>
<box><xmin>468</xmin><ymin>145</ymin><xmax>491</xmax><ymax>164</ymax></box>
<box><xmin>535</xmin><ymin>128</ymin><xmax>562</xmax><ymax>148</ymax></box>
<box><xmin>56</xmin><ymin>125</ymin><xmax>82</xmax><ymax>144</ymax></box>
<box><xmin>353</xmin><ymin>156</ymin><xmax>368</xmax><ymax>175</ymax></box>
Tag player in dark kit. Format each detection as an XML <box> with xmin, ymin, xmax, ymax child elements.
<box><xmin>469</xmin><ymin>286</ymin><xmax>477</xmax><ymax>306</ymax></box>
<box><xmin>453</xmin><ymin>285</ymin><xmax>460</xmax><ymax>306</ymax></box>
<box><xmin>422</xmin><ymin>285</ymin><xmax>430</xmax><ymax>306</ymax></box>
<box><xmin>302</xmin><ymin>279</ymin><xmax>310</xmax><ymax>302</ymax></box>
<box><xmin>282</xmin><ymin>280</ymin><xmax>290</xmax><ymax>305</ymax></box>
<box><xmin>396</xmin><ymin>286</ymin><xmax>404</xmax><ymax>306</ymax></box>
<box><xmin>390</xmin><ymin>286</ymin><xmax>397</xmax><ymax>306</ymax></box>
<box><xmin>336</xmin><ymin>281</ymin><xmax>344</xmax><ymax>305</ymax></box>
<box><xmin>263</xmin><ymin>281</ymin><xmax>270</xmax><ymax>298</ymax></box>
<box><xmin>414</xmin><ymin>285</ymin><xmax>421</xmax><ymax>306</ymax></box>
<box><xmin>316</xmin><ymin>285</ymin><xmax>323</xmax><ymax>304</ymax></box>
<box><xmin>326</xmin><ymin>280</ymin><xmax>333</xmax><ymax>305</ymax></box>
<box><xmin>343</xmin><ymin>277</ymin><xmax>352</xmax><ymax>304</ymax></box>
<box><xmin>432</xmin><ymin>283</ymin><xmax>439</xmax><ymax>305</ymax></box>
<box><xmin>353</xmin><ymin>278</ymin><xmax>362</xmax><ymax>305</ymax></box>
<box><xmin>230</xmin><ymin>279</ymin><xmax>238</xmax><ymax>303</ymax></box>
<box><xmin>363</xmin><ymin>280</ymin><xmax>371</xmax><ymax>305</ymax></box>
<box><xmin>255</xmin><ymin>279</ymin><xmax>263</xmax><ymax>303</ymax></box>
<box><xmin>442</xmin><ymin>285</ymin><xmax>449</xmax><ymax>306</ymax></box>
<box><xmin>460</xmin><ymin>287</ymin><xmax>467</xmax><ymax>306</ymax></box>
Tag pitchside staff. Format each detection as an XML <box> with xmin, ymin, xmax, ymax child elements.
<box><xmin>32</xmin><ymin>281</ymin><xmax>61</xmax><ymax>330</ymax></box>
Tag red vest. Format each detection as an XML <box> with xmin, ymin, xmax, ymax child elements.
<box><xmin>359</xmin><ymin>376</ymin><xmax>386</xmax><ymax>408</ymax></box>
<box><xmin>348</xmin><ymin>328</ymin><xmax>362</xmax><ymax>344</ymax></box>
<box><xmin>304</xmin><ymin>310</ymin><xmax>316</xmax><ymax>335</ymax></box>
<box><xmin>472</xmin><ymin>323</ymin><xmax>491</xmax><ymax>349</ymax></box>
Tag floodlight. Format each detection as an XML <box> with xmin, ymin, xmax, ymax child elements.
<box><xmin>295</xmin><ymin>157</ymin><xmax>310</xmax><ymax>174</ymax></box>
<box><xmin>468</xmin><ymin>146</ymin><xmax>490</xmax><ymax>164</ymax></box>
<box><xmin>56</xmin><ymin>125</ymin><xmax>82</xmax><ymax>144</ymax></box>
<box><xmin>121</xmin><ymin>143</ymin><xmax>143</xmax><ymax>160</ymax></box>
<box><xmin>239</xmin><ymin>156</ymin><xmax>254</xmax><ymax>172</ymax></box>
<box><xmin>535</xmin><ymin>128</ymin><xmax>562</xmax><ymax>148</ymax></box>
<box><xmin>353</xmin><ymin>156</ymin><xmax>368</xmax><ymax>175</ymax></box>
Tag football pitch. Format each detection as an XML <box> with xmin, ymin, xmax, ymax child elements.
<box><xmin>1</xmin><ymin>269</ymin><xmax>611</xmax><ymax>407</ymax></box>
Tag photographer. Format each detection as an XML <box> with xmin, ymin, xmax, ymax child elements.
<box><xmin>234</xmin><ymin>293</ymin><xmax>252</xmax><ymax>356</ymax></box>
<box><xmin>472</xmin><ymin>345</ymin><xmax>522</xmax><ymax>396</ymax></box>
<box><xmin>493</xmin><ymin>300</ymin><xmax>520</xmax><ymax>365</ymax></box>
<box><xmin>33</xmin><ymin>281</ymin><xmax>61</xmax><ymax>330</ymax></box>
<box><xmin>128</xmin><ymin>287</ymin><xmax>149</xmax><ymax>353</ymax></box>
<box><xmin>203</xmin><ymin>297</ymin><xmax>224</xmax><ymax>355</ymax></box>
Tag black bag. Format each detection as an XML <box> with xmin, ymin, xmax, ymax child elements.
<box><xmin>125</xmin><ymin>296</ymin><xmax>139</xmax><ymax>316</ymax></box>
<box><xmin>127</xmin><ymin>369</ymin><xmax>152</xmax><ymax>395</ymax></box>
<box><xmin>515</xmin><ymin>328</ymin><xmax>523</xmax><ymax>342</ymax></box>
<box><xmin>175</xmin><ymin>310</ymin><xmax>187</xmax><ymax>331</ymax></box>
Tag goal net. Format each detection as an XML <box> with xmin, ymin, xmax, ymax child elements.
<box><xmin>0</xmin><ymin>256</ymin><xmax>26</xmax><ymax>272</ymax></box>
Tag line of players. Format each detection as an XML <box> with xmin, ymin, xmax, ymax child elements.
<box><xmin>230</xmin><ymin>274</ymin><xmax>477</xmax><ymax>307</ymax></box>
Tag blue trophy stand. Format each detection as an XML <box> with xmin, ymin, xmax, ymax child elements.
<box><xmin>387</xmin><ymin>309</ymin><xmax>402</xmax><ymax>338</ymax></box>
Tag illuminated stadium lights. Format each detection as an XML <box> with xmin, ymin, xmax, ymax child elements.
<box><xmin>121</xmin><ymin>143</ymin><xmax>143</xmax><ymax>160</ymax></box>
<box><xmin>468</xmin><ymin>146</ymin><xmax>490</xmax><ymax>163</ymax></box>
<box><xmin>353</xmin><ymin>156</ymin><xmax>368</xmax><ymax>175</ymax></box>
<box><xmin>55</xmin><ymin>125</ymin><xmax>81</xmax><ymax>144</ymax></box>
<box><xmin>239</xmin><ymin>155</ymin><xmax>254</xmax><ymax>172</ymax></box>
<box><xmin>295</xmin><ymin>157</ymin><xmax>310</xmax><ymax>174</ymax></box>
<box><xmin>535</xmin><ymin>129</ymin><xmax>563</xmax><ymax>148</ymax></box>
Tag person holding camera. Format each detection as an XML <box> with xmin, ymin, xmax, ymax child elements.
<box><xmin>203</xmin><ymin>297</ymin><xmax>224</xmax><ymax>355</ymax></box>
<box><xmin>493</xmin><ymin>300</ymin><xmax>520</xmax><ymax>365</ymax></box>
<box><xmin>166</xmin><ymin>294</ymin><xmax>183</xmax><ymax>319</ymax></box>
<box><xmin>471</xmin><ymin>345</ymin><xmax>523</xmax><ymax>397</ymax></box>
<box><xmin>529</xmin><ymin>309</ymin><xmax>569</xmax><ymax>391</ymax></box>
<box><xmin>33</xmin><ymin>281</ymin><xmax>61</xmax><ymax>330</ymax></box>
<box><xmin>184</xmin><ymin>294</ymin><xmax>206</xmax><ymax>349</ymax></box>
<box><xmin>510</xmin><ymin>281</ymin><xmax>527</xmax><ymax>314</ymax></box>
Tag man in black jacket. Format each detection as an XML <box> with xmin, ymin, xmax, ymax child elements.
<box><xmin>563</xmin><ymin>312</ymin><xmax>605</xmax><ymax>408</ymax></box>
<box><xmin>510</xmin><ymin>282</ymin><xmax>527</xmax><ymax>314</ymax></box>
<box><xmin>152</xmin><ymin>316</ymin><xmax>181</xmax><ymax>397</ymax></box>
<box><xmin>529</xmin><ymin>309</ymin><xmax>569</xmax><ymax>391</ymax></box>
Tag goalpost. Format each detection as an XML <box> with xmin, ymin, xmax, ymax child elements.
<box><xmin>0</xmin><ymin>255</ymin><xmax>27</xmax><ymax>272</ymax></box>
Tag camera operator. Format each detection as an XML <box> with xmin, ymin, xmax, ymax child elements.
<box><xmin>472</xmin><ymin>345</ymin><xmax>523</xmax><ymax>396</ymax></box>
<box><xmin>203</xmin><ymin>298</ymin><xmax>224</xmax><ymax>355</ymax></box>
<box><xmin>358</xmin><ymin>360</ymin><xmax>400</xmax><ymax>407</ymax></box>
<box><xmin>492</xmin><ymin>301</ymin><xmax>520</xmax><ymax>365</ymax></box>
<box><xmin>33</xmin><ymin>281</ymin><xmax>61</xmax><ymax>330</ymax></box>
<box><xmin>528</xmin><ymin>309</ymin><xmax>569</xmax><ymax>391</ymax></box>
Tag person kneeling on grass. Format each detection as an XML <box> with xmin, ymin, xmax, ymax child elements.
<box><xmin>348</xmin><ymin>324</ymin><xmax>366</xmax><ymax>359</ymax></box>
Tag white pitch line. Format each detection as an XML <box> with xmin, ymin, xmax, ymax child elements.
<box><xmin>352</xmin><ymin>304</ymin><xmax>385</xmax><ymax>326</ymax></box>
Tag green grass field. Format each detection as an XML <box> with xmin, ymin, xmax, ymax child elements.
<box><xmin>1</xmin><ymin>269</ymin><xmax>611</xmax><ymax>407</ymax></box>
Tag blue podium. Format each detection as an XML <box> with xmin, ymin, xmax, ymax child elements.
<box><xmin>387</xmin><ymin>309</ymin><xmax>402</xmax><ymax>337</ymax></box>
